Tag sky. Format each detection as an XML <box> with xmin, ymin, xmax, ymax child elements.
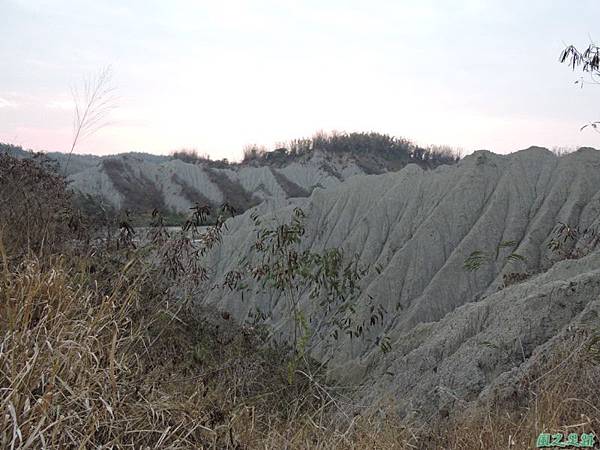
<box><xmin>2</xmin><ymin>0</ymin><xmax>600</xmax><ymax>160</ymax></box>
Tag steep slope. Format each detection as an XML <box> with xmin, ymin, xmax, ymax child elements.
<box><xmin>65</xmin><ymin>150</ymin><xmax>393</xmax><ymax>214</ymax></box>
<box><xmin>199</xmin><ymin>147</ymin><xmax>600</xmax><ymax>419</ymax></box>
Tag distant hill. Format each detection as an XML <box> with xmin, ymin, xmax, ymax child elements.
<box><xmin>0</xmin><ymin>132</ymin><xmax>461</xmax><ymax>221</ymax></box>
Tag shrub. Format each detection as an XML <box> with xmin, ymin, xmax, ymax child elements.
<box><xmin>242</xmin><ymin>144</ymin><xmax>268</xmax><ymax>163</ymax></box>
<box><xmin>241</xmin><ymin>131</ymin><xmax>461</xmax><ymax>169</ymax></box>
<box><xmin>0</xmin><ymin>154</ymin><xmax>78</xmax><ymax>260</ymax></box>
<box><xmin>0</xmin><ymin>250</ymin><xmax>335</xmax><ymax>448</ymax></box>
<box><xmin>548</xmin><ymin>222</ymin><xmax>600</xmax><ymax>260</ymax></box>
<box><xmin>171</xmin><ymin>148</ymin><xmax>211</xmax><ymax>164</ymax></box>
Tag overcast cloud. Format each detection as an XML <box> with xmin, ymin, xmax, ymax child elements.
<box><xmin>1</xmin><ymin>0</ymin><xmax>600</xmax><ymax>158</ymax></box>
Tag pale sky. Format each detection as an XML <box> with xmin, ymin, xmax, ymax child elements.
<box><xmin>2</xmin><ymin>0</ymin><xmax>600</xmax><ymax>160</ymax></box>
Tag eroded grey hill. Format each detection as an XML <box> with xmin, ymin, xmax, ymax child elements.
<box><xmin>200</xmin><ymin>147</ymin><xmax>600</xmax><ymax>420</ymax></box>
<box><xmin>0</xmin><ymin>139</ymin><xmax>459</xmax><ymax>217</ymax></box>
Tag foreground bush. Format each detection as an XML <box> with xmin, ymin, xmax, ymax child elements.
<box><xmin>0</xmin><ymin>254</ymin><xmax>209</xmax><ymax>447</ymax></box>
<box><xmin>0</xmin><ymin>153</ymin><xmax>77</xmax><ymax>260</ymax></box>
<box><xmin>0</xmin><ymin>249</ymin><xmax>416</xmax><ymax>448</ymax></box>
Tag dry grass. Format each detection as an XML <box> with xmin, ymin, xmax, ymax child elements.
<box><xmin>0</xmin><ymin>252</ymin><xmax>210</xmax><ymax>448</ymax></box>
<box><xmin>428</xmin><ymin>329</ymin><xmax>600</xmax><ymax>449</ymax></box>
<box><xmin>0</xmin><ymin>244</ymin><xmax>417</xmax><ymax>448</ymax></box>
<box><xmin>0</xmin><ymin>154</ymin><xmax>78</xmax><ymax>260</ymax></box>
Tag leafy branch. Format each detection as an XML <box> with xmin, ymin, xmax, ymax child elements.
<box><xmin>464</xmin><ymin>240</ymin><xmax>525</xmax><ymax>272</ymax></box>
<box><xmin>559</xmin><ymin>43</ymin><xmax>600</xmax><ymax>132</ymax></box>
<box><xmin>220</xmin><ymin>207</ymin><xmax>393</xmax><ymax>377</ymax></box>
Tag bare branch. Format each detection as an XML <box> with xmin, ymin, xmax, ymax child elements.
<box><xmin>64</xmin><ymin>66</ymin><xmax>117</xmax><ymax>175</ymax></box>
